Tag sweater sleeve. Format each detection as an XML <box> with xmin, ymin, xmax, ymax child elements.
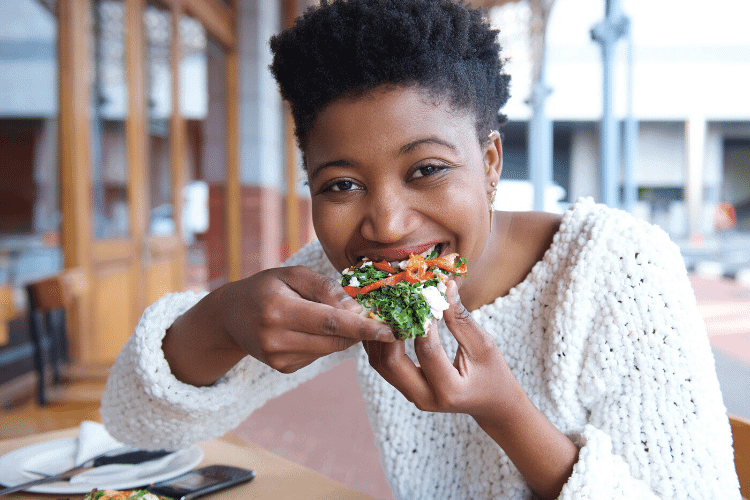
<box><xmin>100</xmin><ymin>241</ymin><xmax>358</xmax><ymax>450</ymax></box>
<box><xmin>556</xmin><ymin>205</ymin><xmax>741</xmax><ymax>499</ymax></box>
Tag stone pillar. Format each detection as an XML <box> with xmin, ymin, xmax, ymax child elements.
<box><xmin>685</xmin><ymin>116</ymin><xmax>706</xmax><ymax>240</ymax></box>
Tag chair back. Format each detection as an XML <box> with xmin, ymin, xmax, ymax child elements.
<box><xmin>26</xmin><ymin>276</ymin><xmax>65</xmax><ymax>312</ymax></box>
<box><xmin>25</xmin><ymin>268</ymin><xmax>87</xmax><ymax>405</ymax></box>
<box><xmin>0</xmin><ymin>285</ymin><xmax>16</xmax><ymax>345</ymax></box>
<box><xmin>730</xmin><ymin>414</ymin><xmax>750</xmax><ymax>499</ymax></box>
<box><xmin>26</xmin><ymin>268</ymin><xmax>87</xmax><ymax>312</ymax></box>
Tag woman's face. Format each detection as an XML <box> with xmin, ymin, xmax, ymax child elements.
<box><xmin>305</xmin><ymin>85</ymin><xmax>502</xmax><ymax>283</ymax></box>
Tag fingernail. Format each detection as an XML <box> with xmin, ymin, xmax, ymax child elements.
<box><xmin>343</xmin><ymin>297</ymin><xmax>363</xmax><ymax>313</ymax></box>
<box><xmin>379</xmin><ymin>328</ymin><xmax>396</xmax><ymax>342</ymax></box>
<box><xmin>447</xmin><ymin>280</ymin><xmax>460</xmax><ymax>303</ymax></box>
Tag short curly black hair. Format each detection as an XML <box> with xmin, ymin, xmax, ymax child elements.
<box><xmin>269</xmin><ymin>0</ymin><xmax>511</xmax><ymax>151</ymax></box>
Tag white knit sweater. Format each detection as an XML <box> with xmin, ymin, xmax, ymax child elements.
<box><xmin>101</xmin><ymin>198</ymin><xmax>741</xmax><ymax>499</ymax></box>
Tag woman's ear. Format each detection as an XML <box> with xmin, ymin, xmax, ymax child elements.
<box><xmin>484</xmin><ymin>130</ymin><xmax>503</xmax><ymax>190</ymax></box>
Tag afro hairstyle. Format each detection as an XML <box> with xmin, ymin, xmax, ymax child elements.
<box><xmin>269</xmin><ymin>0</ymin><xmax>511</xmax><ymax>150</ymax></box>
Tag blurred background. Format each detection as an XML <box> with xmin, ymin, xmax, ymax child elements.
<box><xmin>0</xmin><ymin>0</ymin><xmax>748</xmax><ymax>498</ymax></box>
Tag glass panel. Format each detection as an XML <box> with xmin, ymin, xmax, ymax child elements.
<box><xmin>145</xmin><ymin>1</ymin><xmax>174</xmax><ymax>236</ymax></box>
<box><xmin>180</xmin><ymin>16</ymin><xmax>226</xmax><ymax>291</ymax></box>
<box><xmin>90</xmin><ymin>0</ymin><xmax>129</xmax><ymax>239</ymax></box>
<box><xmin>0</xmin><ymin>0</ymin><xmax>63</xmax><ymax>308</ymax></box>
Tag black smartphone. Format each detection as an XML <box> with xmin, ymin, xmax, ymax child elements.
<box><xmin>147</xmin><ymin>464</ymin><xmax>255</xmax><ymax>500</ymax></box>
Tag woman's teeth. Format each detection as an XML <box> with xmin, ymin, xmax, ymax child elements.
<box><xmin>419</xmin><ymin>243</ymin><xmax>444</xmax><ymax>258</ymax></box>
<box><xmin>356</xmin><ymin>243</ymin><xmax>445</xmax><ymax>267</ymax></box>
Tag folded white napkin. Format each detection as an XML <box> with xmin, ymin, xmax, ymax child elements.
<box><xmin>75</xmin><ymin>421</ymin><xmax>126</xmax><ymax>464</ymax></box>
<box><xmin>69</xmin><ymin>421</ymin><xmax>176</xmax><ymax>486</ymax></box>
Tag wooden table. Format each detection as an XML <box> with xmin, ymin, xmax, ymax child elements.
<box><xmin>0</xmin><ymin>428</ymin><xmax>373</xmax><ymax>499</ymax></box>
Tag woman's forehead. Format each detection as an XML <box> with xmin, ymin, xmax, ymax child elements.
<box><xmin>304</xmin><ymin>86</ymin><xmax>477</xmax><ymax>156</ymax></box>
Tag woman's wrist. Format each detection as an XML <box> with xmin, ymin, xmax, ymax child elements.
<box><xmin>162</xmin><ymin>284</ymin><xmax>247</xmax><ymax>387</ymax></box>
<box><xmin>472</xmin><ymin>380</ymin><xmax>579</xmax><ymax>500</ymax></box>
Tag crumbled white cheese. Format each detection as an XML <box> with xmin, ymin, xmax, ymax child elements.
<box><xmin>349</xmin><ymin>276</ymin><xmax>360</xmax><ymax>287</ymax></box>
<box><xmin>420</xmin><ymin>286</ymin><xmax>450</xmax><ymax>320</ymax></box>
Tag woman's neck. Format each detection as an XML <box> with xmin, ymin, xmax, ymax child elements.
<box><xmin>460</xmin><ymin>210</ymin><xmax>562</xmax><ymax>311</ymax></box>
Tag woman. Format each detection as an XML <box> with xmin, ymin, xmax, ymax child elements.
<box><xmin>101</xmin><ymin>1</ymin><xmax>741</xmax><ymax>498</ymax></box>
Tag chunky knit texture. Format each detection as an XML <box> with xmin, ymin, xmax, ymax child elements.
<box><xmin>101</xmin><ymin>198</ymin><xmax>741</xmax><ymax>499</ymax></box>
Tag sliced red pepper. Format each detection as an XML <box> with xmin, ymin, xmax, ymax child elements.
<box><xmin>373</xmin><ymin>260</ymin><xmax>397</xmax><ymax>273</ymax></box>
<box><xmin>344</xmin><ymin>252</ymin><xmax>463</xmax><ymax>297</ymax></box>
<box><xmin>353</xmin><ymin>272</ymin><xmax>406</xmax><ymax>296</ymax></box>
<box><xmin>426</xmin><ymin>253</ymin><xmax>467</xmax><ymax>275</ymax></box>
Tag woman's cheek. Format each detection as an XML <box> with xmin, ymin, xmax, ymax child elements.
<box><xmin>441</xmin><ymin>183</ymin><xmax>489</xmax><ymax>261</ymax></box>
<box><xmin>312</xmin><ymin>202</ymin><xmax>357</xmax><ymax>268</ymax></box>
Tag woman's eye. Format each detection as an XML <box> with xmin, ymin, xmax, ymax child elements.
<box><xmin>325</xmin><ymin>179</ymin><xmax>357</xmax><ymax>192</ymax></box>
<box><xmin>411</xmin><ymin>164</ymin><xmax>442</xmax><ymax>179</ymax></box>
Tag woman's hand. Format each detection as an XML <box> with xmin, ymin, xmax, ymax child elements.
<box><xmin>163</xmin><ymin>265</ymin><xmax>395</xmax><ymax>386</ymax></box>
<box><xmin>362</xmin><ymin>280</ymin><xmax>515</xmax><ymax>419</ymax></box>
<box><xmin>362</xmin><ymin>281</ymin><xmax>579</xmax><ymax>500</ymax></box>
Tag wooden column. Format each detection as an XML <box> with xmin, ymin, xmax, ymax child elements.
<box><xmin>171</xmin><ymin>0</ymin><xmax>187</xmax><ymax>291</ymax></box>
<box><xmin>226</xmin><ymin>30</ymin><xmax>240</xmax><ymax>282</ymax></box>
<box><xmin>58</xmin><ymin>0</ymin><xmax>94</xmax><ymax>363</ymax></box>
<box><xmin>126</xmin><ymin>0</ymin><xmax>149</xmax><ymax>320</ymax></box>
<box><xmin>283</xmin><ymin>0</ymin><xmax>300</xmax><ymax>256</ymax></box>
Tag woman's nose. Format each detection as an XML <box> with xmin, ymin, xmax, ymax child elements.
<box><xmin>359</xmin><ymin>191</ymin><xmax>421</xmax><ymax>243</ymax></box>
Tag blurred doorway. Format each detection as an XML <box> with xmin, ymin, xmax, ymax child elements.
<box><xmin>11</xmin><ymin>0</ymin><xmax>240</xmax><ymax>368</ymax></box>
<box><xmin>723</xmin><ymin>139</ymin><xmax>750</xmax><ymax>232</ymax></box>
<box><xmin>0</xmin><ymin>0</ymin><xmax>63</xmax><ymax>382</ymax></box>
<box><xmin>77</xmin><ymin>0</ymin><xmax>235</xmax><ymax>365</ymax></box>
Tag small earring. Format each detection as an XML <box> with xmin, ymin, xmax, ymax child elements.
<box><xmin>489</xmin><ymin>181</ymin><xmax>497</xmax><ymax>229</ymax></box>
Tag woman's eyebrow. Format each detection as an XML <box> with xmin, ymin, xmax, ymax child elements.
<box><xmin>309</xmin><ymin>159</ymin><xmax>352</xmax><ymax>179</ymax></box>
<box><xmin>400</xmin><ymin>137</ymin><xmax>458</xmax><ymax>154</ymax></box>
<box><xmin>309</xmin><ymin>137</ymin><xmax>456</xmax><ymax>178</ymax></box>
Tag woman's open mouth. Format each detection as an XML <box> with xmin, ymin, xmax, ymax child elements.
<box><xmin>356</xmin><ymin>242</ymin><xmax>447</xmax><ymax>265</ymax></box>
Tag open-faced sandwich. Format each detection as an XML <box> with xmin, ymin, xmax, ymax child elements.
<box><xmin>81</xmin><ymin>488</ymin><xmax>170</xmax><ymax>500</ymax></box>
<box><xmin>340</xmin><ymin>245</ymin><xmax>467</xmax><ymax>340</ymax></box>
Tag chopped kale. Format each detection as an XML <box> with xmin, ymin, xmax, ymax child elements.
<box><xmin>341</xmin><ymin>264</ymin><xmax>389</xmax><ymax>287</ymax></box>
<box><xmin>357</xmin><ymin>278</ymin><xmax>440</xmax><ymax>340</ymax></box>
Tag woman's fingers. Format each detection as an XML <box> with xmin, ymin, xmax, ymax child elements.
<box><xmin>279</xmin><ymin>265</ymin><xmax>363</xmax><ymax>313</ymax></box>
<box><xmin>442</xmin><ymin>281</ymin><xmax>494</xmax><ymax>362</ymax></box>
<box><xmin>258</xmin><ymin>329</ymin><xmax>360</xmax><ymax>372</ymax></box>
<box><xmin>275</xmin><ymin>295</ymin><xmax>395</xmax><ymax>342</ymax></box>
<box><xmin>413</xmin><ymin>320</ymin><xmax>458</xmax><ymax>390</ymax></box>
<box><xmin>363</xmin><ymin>340</ymin><xmax>437</xmax><ymax>410</ymax></box>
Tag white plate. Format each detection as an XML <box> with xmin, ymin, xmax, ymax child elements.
<box><xmin>0</xmin><ymin>436</ymin><xmax>204</xmax><ymax>494</ymax></box>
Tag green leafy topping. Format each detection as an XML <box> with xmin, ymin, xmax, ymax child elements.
<box><xmin>426</xmin><ymin>248</ymin><xmax>439</xmax><ymax>259</ymax></box>
<box><xmin>356</xmin><ymin>278</ymin><xmax>440</xmax><ymax>340</ymax></box>
<box><xmin>82</xmin><ymin>489</ymin><xmax>171</xmax><ymax>500</ymax></box>
<box><xmin>341</xmin><ymin>264</ymin><xmax>389</xmax><ymax>287</ymax></box>
<box><xmin>456</xmin><ymin>256</ymin><xmax>467</xmax><ymax>268</ymax></box>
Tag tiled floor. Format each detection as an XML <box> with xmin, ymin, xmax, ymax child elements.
<box><xmin>692</xmin><ymin>275</ymin><xmax>750</xmax><ymax>361</ymax></box>
<box><xmin>691</xmin><ymin>275</ymin><xmax>750</xmax><ymax>421</ymax></box>
<box><xmin>231</xmin><ymin>360</ymin><xmax>392</xmax><ymax>500</ymax></box>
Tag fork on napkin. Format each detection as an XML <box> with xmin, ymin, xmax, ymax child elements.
<box><xmin>28</xmin><ymin>421</ymin><xmax>174</xmax><ymax>485</ymax></box>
